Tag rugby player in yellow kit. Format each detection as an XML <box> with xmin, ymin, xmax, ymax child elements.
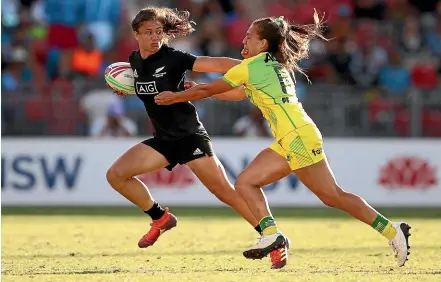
<box><xmin>155</xmin><ymin>11</ymin><xmax>411</xmax><ymax>269</ymax></box>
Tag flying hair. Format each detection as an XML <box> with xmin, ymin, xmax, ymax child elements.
<box><xmin>253</xmin><ymin>9</ymin><xmax>328</xmax><ymax>82</ymax></box>
<box><xmin>131</xmin><ymin>7</ymin><xmax>195</xmax><ymax>43</ymax></box>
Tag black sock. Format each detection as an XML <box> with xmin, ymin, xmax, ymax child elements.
<box><xmin>144</xmin><ymin>202</ymin><xmax>165</xmax><ymax>220</ymax></box>
<box><xmin>254</xmin><ymin>224</ymin><xmax>262</xmax><ymax>234</ymax></box>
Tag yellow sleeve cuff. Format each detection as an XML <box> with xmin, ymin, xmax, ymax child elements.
<box><xmin>222</xmin><ymin>76</ymin><xmax>238</xmax><ymax>88</ymax></box>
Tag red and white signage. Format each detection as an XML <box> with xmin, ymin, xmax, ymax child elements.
<box><xmin>379</xmin><ymin>156</ymin><xmax>437</xmax><ymax>190</ymax></box>
<box><xmin>137</xmin><ymin>166</ymin><xmax>195</xmax><ymax>188</ymax></box>
<box><xmin>1</xmin><ymin>138</ymin><xmax>440</xmax><ymax>207</ymax></box>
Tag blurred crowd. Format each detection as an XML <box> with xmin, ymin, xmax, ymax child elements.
<box><xmin>2</xmin><ymin>0</ymin><xmax>441</xmax><ymax>137</ymax></box>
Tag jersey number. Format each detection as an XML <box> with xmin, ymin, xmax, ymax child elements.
<box><xmin>265</xmin><ymin>53</ymin><xmax>292</xmax><ymax>94</ymax></box>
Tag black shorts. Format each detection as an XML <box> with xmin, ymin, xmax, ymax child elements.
<box><xmin>141</xmin><ymin>134</ymin><xmax>214</xmax><ymax>171</ymax></box>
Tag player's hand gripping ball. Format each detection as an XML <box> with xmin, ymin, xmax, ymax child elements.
<box><xmin>104</xmin><ymin>62</ymin><xmax>136</xmax><ymax>97</ymax></box>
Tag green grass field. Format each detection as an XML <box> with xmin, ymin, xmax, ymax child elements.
<box><xmin>2</xmin><ymin>207</ymin><xmax>441</xmax><ymax>282</ymax></box>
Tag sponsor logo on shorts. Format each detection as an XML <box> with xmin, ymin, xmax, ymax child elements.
<box><xmin>378</xmin><ymin>156</ymin><xmax>437</xmax><ymax>189</ymax></box>
<box><xmin>136</xmin><ymin>81</ymin><xmax>158</xmax><ymax>95</ymax></box>
<box><xmin>193</xmin><ymin>148</ymin><xmax>203</xmax><ymax>156</ymax></box>
<box><xmin>311</xmin><ymin>148</ymin><xmax>322</xmax><ymax>156</ymax></box>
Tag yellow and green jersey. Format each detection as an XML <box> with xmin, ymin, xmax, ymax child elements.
<box><xmin>223</xmin><ymin>52</ymin><xmax>314</xmax><ymax>141</ymax></box>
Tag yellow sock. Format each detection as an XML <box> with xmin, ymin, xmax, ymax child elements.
<box><xmin>371</xmin><ymin>215</ymin><xmax>396</xmax><ymax>240</ymax></box>
<box><xmin>381</xmin><ymin>222</ymin><xmax>397</xmax><ymax>240</ymax></box>
<box><xmin>259</xmin><ymin>216</ymin><xmax>278</xmax><ymax>236</ymax></box>
<box><xmin>262</xmin><ymin>225</ymin><xmax>278</xmax><ymax>236</ymax></box>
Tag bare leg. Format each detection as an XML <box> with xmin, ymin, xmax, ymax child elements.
<box><xmin>294</xmin><ymin>156</ymin><xmax>411</xmax><ymax>266</ymax></box>
<box><xmin>186</xmin><ymin>155</ymin><xmax>258</xmax><ymax>227</ymax></box>
<box><xmin>106</xmin><ymin>143</ymin><xmax>169</xmax><ymax>210</ymax></box>
<box><xmin>234</xmin><ymin>148</ymin><xmax>291</xmax><ymax>221</ymax></box>
<box><xmin>294</xmin><ymin>157</ymin><xmax>377</xmax><ymax>225</ymax></box>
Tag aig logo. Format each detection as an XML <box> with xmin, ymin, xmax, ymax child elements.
<box><xmin>136</xmin><ymin>82</ymin><xmax>158</xmax><ymax>95</ymax></box>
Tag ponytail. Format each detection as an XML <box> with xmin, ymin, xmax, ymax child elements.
<box><xmin>254</xmin><ymin>9</ymin><xmax>327</xmax><ymax>81</ymax></box>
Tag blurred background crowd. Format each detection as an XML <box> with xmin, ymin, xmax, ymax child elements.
<box><xmin>2</xmin><ymin>0</ymin><xmax>441</xmax><ymax>138</ymax></box>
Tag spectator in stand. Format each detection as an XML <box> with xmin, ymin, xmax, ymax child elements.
<box><xmin>90</xmin><ymin>99</ymin><xmax>137</xmax><ymax>137</ymax></box>
<box><xmin>1</xmin><ymin>24</ymin><xmax>32</xmax><ymax>91</ymax></box>
<box><xmin>439</xmin><ymin>59</ymin><xmax>441</xmax><ymax>86</ymax></box>
<box><xmin>329</xmin><ymin>4</ymin><xmax>354</xmax><ymax>39</ymax></box>
<box><xmin>233</xmin><ymin>106</ymin><xmax>271</xmax><ymax>137</ymax></box>
<box><xmin>198</xmin><ymin>18</ymin><xmax>228</xmax><ymax>57</ymax></box>
<box><xmin>427</xmin><ymin>18</ymin><xmax>441</xmax><ymax>57</ymax></box>
<box><xmin>71</xmin><ymin>33</ymin><xmax>103</xmax><ymax>79</ymax></box>
<box><xmin>18</xmin><ymin>0</ymin><xmax>38</xmax><ymax>9</ymax></box>
<box><xmin>378</xmin><ymin>51</ymin><xmax>410</xmax><ymax>96</ymax></box>
<box><xmin>387</xmin><ymin>0</ymin><xmax>412</xmax><ymax>22</ymax></box>
<box><xmin>44</xmin><ymin>0</ymin><xmax>84</xmax><ymax>79</ymax></box>
<box><xmin>83</xmin><ymin>0</ymin><xmax>121</xmax><ymax>52</ymax></box>
<box><xmin>408</xmin><ymin>0</ymin><xmax>440</xmax><ymax>13</ymax></box>
<box><xmin>80</xmin><ymin>87</ymin><xmax>121</xmax><ymax>127</ymax></box>
<box><xmin>225</xmin><ymin>2</ymin><xmax>252</xmax><ymax>52</ymax></box>
<box><xmin>353</xmin><ymin>0</ymin><xmax>386</xmax><ymax>20</ymax></box>
<box><xmin>295</xmin><ymin>80</ymin><xmax>307</xmax><ymax>101</ymax></box>
<box><xmin>1</xmin><ymin>0</ymin><xmax>20</xmax><ymax>28</ymax></box>
<box><xmin>2</xmin><ymin>22</ymin><xmax>30</xmax><ymax>62</ymax></box>
<box><xmin>368</xmin><ymin>89</ymin><xmax>398</xmax><ymax>135</ymax></box>
<box><xmin>196</xmin><ymin>16</ymin><xmax>230</xmax><ymax>81</ymax></box>
<box><xmin>1</xmin><ymin>48</ymin><xmax>31</xmax><ymax>91</ymax></box>
<box><xmin>398</xmin><ymin>16</ymin><xmax>426</xmax><ymax>58</ymax></box>
<box><xmin>327</xmin><ymin>38</ymin><xmax>355</xmax><ymax>84</ymax></box>
<box><xmin>350</xmin><ymin>38</ymin><xmax>388</xmax><ymax>87</ymax></box>
<box><xmin>1</xmin><ymin>0</ymin><xmax>441</xmax><ymax>138</ymax></box>
<box><xmin>267</xmin><ymin>0</ymin><xmax>296</xmax><ymax>22</ymax></box>
<box><xmin>114</xmin><ymin>24</ymin><xmax>138</xmax><ymax>62</ymax></box>
<box><xmin>410</xmin><ymin>54</ymin><xmax>439</xmax><ymax>90</ymax></box>
<box><xmin>437</xmin><ymin>0</ymin><xmax>441</xmax><ymax>18</ymax></box>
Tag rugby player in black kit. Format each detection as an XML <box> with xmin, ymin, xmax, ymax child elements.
<box><xmin>106</xmin><ymin>7</ymin><xmax>261</xmax><ymax>248</ymax></box>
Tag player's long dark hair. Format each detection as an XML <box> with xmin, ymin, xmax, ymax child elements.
<box><xmin>253</xmin><ymin>10</ymin><xmax>327</xmax><ymax>80</ymax></box>
<box><xmin>131</xmin><ymin>7</ymin><xmax>195</xmax><ymax>43</ymax></box>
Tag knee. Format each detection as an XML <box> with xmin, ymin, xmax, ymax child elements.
<box><xmin>106</xmin><ymin>165</ymin><xmax>126</xmax><ymax>188</ymax></box>
<box><xmin>235</xmin><ymin>175</ymin><xmax>258</xmax><ymax>196</ymax></box>
<box><xmin>234</xmin><ymin>176</ymin><xmax>247</xmax><ymax>196</ymax></box>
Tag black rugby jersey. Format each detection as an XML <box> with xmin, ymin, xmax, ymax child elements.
<box><xmin>129</xmin><ymin>45</ymin><xmax>207</xmax><ymax>140</ymax></box>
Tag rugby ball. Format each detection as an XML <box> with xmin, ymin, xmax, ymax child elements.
<box><xmin>104</xmin><ymin>62</ymin><xmax>136</xmax><ymax>95</ymax></box>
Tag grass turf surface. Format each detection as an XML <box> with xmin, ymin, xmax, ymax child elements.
<box><xmin>2</xmin><ymin>207</ymin><xmax>441</xmax><ymax>281</ymax></box>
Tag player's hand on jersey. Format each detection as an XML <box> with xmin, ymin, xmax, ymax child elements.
<box><xmin>155</xmin><ymin>91</ymin><xmax>177</xmax><ymax>105</ymax></box>
<box><xmin>184</xmin><ymin>81</ymin><xmax>197</xmax><ymax>89</ymax></box>
<box><xmin>106</xmin><ymin>83</ymin><xmax>129</xmax><ymax>97</ymax></box>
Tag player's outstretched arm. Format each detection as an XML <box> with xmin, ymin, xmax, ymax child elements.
<box><xmin>192</xmin><ymin>57</ymin><xmax>241</xmax><ymax>73</ymax></box>
<box><xmin>184</xmin><ymin>81</ymin><xmax>246</xmax><ymax>101</ymax></box>
<box><xmin>155</xmin><ymin>78</ymin><xmax>234</xmax><ymax>105</ymax></box>
<box><xmin>213</xmin><ymin>85</ymin><xmax>246</xmax><ymax>101</ymax></box>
